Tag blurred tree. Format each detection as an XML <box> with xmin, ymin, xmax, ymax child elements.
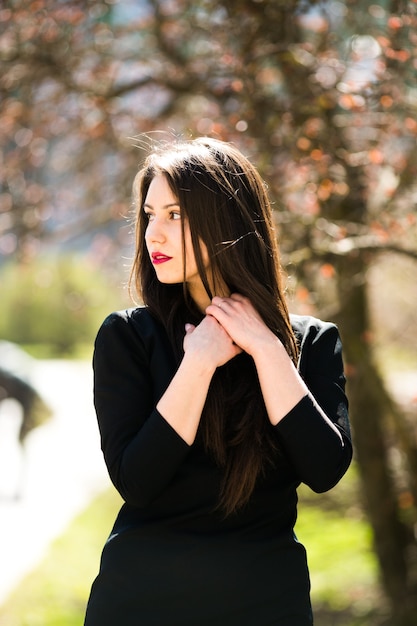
<box><xmin>1</xmin><ymin>0</ymin><xmax>417</xmax><ymax>622</ymax></box>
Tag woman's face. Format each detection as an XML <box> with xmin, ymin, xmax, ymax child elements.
<box><xmin>143</xmin><ymin>175</ymin><xmax>211</xmax><ymax>310</ymax></box>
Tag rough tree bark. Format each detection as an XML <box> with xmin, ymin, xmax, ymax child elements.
<box><xmin>334</xmin><ymin>255</ymin><xmax>417</xmax><ymax>625</ymax></box>
<box><xmin>330</xmin><ymin>168</ymin><xmax>417</xmax><ymax>624</ymax></box>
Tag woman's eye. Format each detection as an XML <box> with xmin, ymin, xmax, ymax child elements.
<box><xmin>143</xmin><ymin>210</ymin><xmax>180</xmax><ymax>221</ymax></box>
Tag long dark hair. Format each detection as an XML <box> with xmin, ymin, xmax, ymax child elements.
<box><xmin>130</xmin><ymin>137</ymin><xmax>298</xmax><ymax>515</ymax></box>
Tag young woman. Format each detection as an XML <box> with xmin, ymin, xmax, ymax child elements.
<box><xmin>84</xmin><ymin>137</ymin><xmax>352</xmax><ymax>626</ymax></box>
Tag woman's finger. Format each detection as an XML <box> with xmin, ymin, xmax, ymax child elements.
<box><xmin>229</xmin><ymin>293</ymin><xmax>246</xmax><ymax>303</ymax></box>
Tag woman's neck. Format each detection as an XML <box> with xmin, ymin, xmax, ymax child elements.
<box><xmin>188</xmin><ymin>284</ymin><xmax>211</xmax><ymax>313</ymax></box>
<box><xmin>188</xmin><ymin>282</ymin><xmax>231</xmax><ymax>314</ymax></box>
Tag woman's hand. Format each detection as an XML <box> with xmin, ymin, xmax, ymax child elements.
<box><xmin>207</xmin><ymin>293</ymin><xmax>308</xmax><ymax>426</ymax></box>
<box><xmin>156</xmin><ymin>316</ymin><xmax>241</xmax><ymax>446</ymax></box>
<box><xmin>206</xmin><ymin>294</ymin><xmax>277</xmax><ymax>357</ymax></box>
<box><xmin>183</xmin><ymin>314</ymin><xmax>242</xmax><ymax>370</ymax></box>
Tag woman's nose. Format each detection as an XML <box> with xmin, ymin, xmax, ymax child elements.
<box><xmin>146</xmin><ymin>218</ymin><xmax>166</xmax><ymax>243</ymax></box>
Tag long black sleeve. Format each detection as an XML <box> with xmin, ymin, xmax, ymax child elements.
<box><xmin>93</xmin><ymin>309</ymin><xmax>190</xmax><ymax>507</ymax></box>
<box><xmin>274</xmin><ymin>316</ymin><xmax>352</xmax><ymax>492</ymax></box>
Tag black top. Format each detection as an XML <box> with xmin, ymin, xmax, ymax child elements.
<box><xmin>84</xmin><ymin>307</ymin><xmax>352</xmax><ymax>626</ymax></box>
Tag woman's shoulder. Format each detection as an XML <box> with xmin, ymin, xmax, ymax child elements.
<box><xmin>101</xmin><ymin>306</ymin><xmax>153</xmax><ymax>325</ymax></box>
<box><xmin>290</xmin><ymin>313</ymin><xmax>337</xmax><ymax>335</ymax></box>
<box><xmin>96</xmin><ymin>306</ymin><xmax>164</xmax><ymax>344</ymax></box>
<box><xmin>289</xmin><ymin>313</ymin><xmax>341</xmax><ymax>350</ymax></box>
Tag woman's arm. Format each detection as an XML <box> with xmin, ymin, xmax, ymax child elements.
<box><xmin>93</xmin><ymin>310</ymin><xmax>240</xmax><ymax>507</ymax></box>
<box><xmin>206</xmin><ymin>295</ymin><xmax>352</xmax><ymax>491</ymax></box>
<box><xmin>156</xmin><ymin>315</ymin><xmax>241</xmax><ymax>444</ymax></box>
<box><xmin>273</xmin><ymin>317</ymin><xmax>352</xmax><ymax>491</ymax></box>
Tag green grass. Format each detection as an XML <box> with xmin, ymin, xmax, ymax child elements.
<box><xmin>0</xmin><ymin>472</ymin><xmax>381</xmax><ymax>626</ymax></box>
<box><xmin>296</xmin><ymin>499</ymin><xmax>381</xmax><ymax>620</ymax></box>
<box><xmin>296</xmin><ymin>466</ymin><xmax>385</xmax><ymax>624</ymax></box>
<box><xmin>0</xmin><ymin>489</ymin><xmax>122</xmax><ymax>626</ymax></box>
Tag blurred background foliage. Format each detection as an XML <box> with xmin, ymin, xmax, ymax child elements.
<box><xmin>1</xmin><ymin>0</ymin><xmax>417</xmax><ymax>624</ymax></box>
<box><xmin>0</xmin><ymin>255</ymin><xmax>126</xmax><ymax>355</ymax></box>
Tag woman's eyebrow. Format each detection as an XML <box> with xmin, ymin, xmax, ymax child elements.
<box><xmin>143</xmin><ymin>202</ymin><xmax>180</xmax><ymax>209</ymax></box>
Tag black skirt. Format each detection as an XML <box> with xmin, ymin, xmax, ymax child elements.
<box><xmin>84</xmin><ymin>526</ymin><xmax>313</xmax><ymax>626</ymax></box>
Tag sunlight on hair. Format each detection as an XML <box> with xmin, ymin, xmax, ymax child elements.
<box><xmin>215</xmin><ymin>231</ymin><xmax>261</xmax><ymax>253</ymax></box>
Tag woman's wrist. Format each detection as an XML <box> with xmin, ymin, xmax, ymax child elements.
<box><xmin>182</xmin><ymin>347</ymin><xmax>218</xmax><ymax>379</ymax></box>
<box><xmin>249</xmin><ymin>331</ymin><xmax>285</xmax><ymax>362</ymax></box>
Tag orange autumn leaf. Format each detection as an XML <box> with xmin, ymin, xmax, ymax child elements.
<box><xmin>380</xmin><ymin>94</ymin><xmax>393</xmax><ymax>108</ymax></box>
<box><xmin>296</xmin><ymin>286</ymin><xmax>311</xmax><ymax>302</ymax></box>
<box><xmin>320</xmin><ymin>263</ymin><xmax>335</xmax><ymax>278</ymax></box>
<box><xmin>310</xmin><ymin>148</ymin><xmax>323</xmax><ymax>161</ymax></box>
<box><xmin>387</xmin><ymin>16</ymin><xmax>403</xmax><ymax>30</ymax></box>
<box><xmin>405</xmin><ymin>117</ymin><xmax>417</xmax><ymax>131</ymax></box>
<box><xmin>297</xmin><ymin>137</ymin><xmax>311</xmax><ymax>150</ymax></box>
<box><xmin>368</xmin><ymin>148</ymin><xmax>384</xmax><ymax>164</ymax></box>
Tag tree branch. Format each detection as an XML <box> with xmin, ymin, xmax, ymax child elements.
<box><xmin>286</xmin><ymin>237</ymin><xmax>417</xmax><ymax>265</ymax></box>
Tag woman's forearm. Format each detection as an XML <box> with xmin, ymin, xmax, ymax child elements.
<box><xmin>251</xmin><ymin>337</ymin><xmax>308</xmax><ymax>426</ymax></box>
<box><xmin>156</xmin><ymin>351</ymin><xmax>216</xmax><ymax>445</ymax></box>
<box><xmin>157</xmin><ymin>316</ymin><xmax>241</xmax><ymax>444</ymax></box>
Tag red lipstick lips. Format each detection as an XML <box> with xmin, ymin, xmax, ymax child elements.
<box><xmin>151</xmin><ymin>252</ymin><xmax>172</xmax><ymax>265</ymax></box>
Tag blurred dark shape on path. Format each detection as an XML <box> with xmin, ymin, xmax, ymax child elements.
<box><xmin>0</xmin><ymin>341</ymin><xmax>52</xmax><ymax>499</ymax></box>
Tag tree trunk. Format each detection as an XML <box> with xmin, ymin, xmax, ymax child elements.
<box><xmin>335</xmin><ymin>253</ymin><xmax>417</xmax><ymax>625</ymax></box>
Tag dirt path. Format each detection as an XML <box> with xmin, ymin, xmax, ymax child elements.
<box><xmin>0</xmin><ymin>360</ymin><xmax>110</xmax><ymax>605</ymax></box>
